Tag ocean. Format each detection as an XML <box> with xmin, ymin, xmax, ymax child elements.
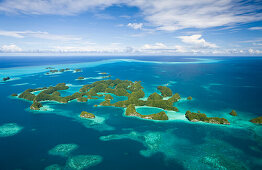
<box><xmin>0</xmin><ymin>56</ymin><xmax>261</xmax><ymax>170</ymax></box>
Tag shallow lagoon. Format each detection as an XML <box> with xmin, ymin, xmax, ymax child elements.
<box><xmin>0</xmin><ymin>56</ymin><xmax>262</xmax><ymax>169</ymax></box>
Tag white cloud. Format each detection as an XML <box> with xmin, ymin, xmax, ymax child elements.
<box><xmin>248</xmin><ymin>48</ymin><xmax>262</xmax><ymax>54</ymax></box>
<box><xmin>0</xmin><ymin>0</ymin><xmax>120</xmax><ymax>15</ymax></box>
<box><xmin>127</xmin><ymin>23</ymin><xmax>143</xmax><ymax>30</ymax></box>
<box><xmin>174</xmin><ymin>45</ymin><xmax>187</xmax><ymax>53</ymax></box>
<box><xmin>240</xmin><ymin>38</ymin><xmax>262</xmax><ymax>43</ymax></box>
<box><xmin>142</xmin><ymin>43</ymin><xmax>167</xmax><ymax>50</ymax></box>
<box><xmin>131</xmin><ymin>0</ymin><xmax>262</xmax><ymax>31</ymax></box>
<box><xmin>248</xmin><ymin>27</ymin><xmax>262</xmax><ymax>30</ymax></box>
<box><xmin>0</xmin><ymin>0</ymin><xmax>261</xmax><ymax>31</ymax></box>
<box><xmin>0</xmin><ymin>44</ymin><xmax>22</xmax><ymax>52</ymax></box>
<box><xmin>0</xmin><ymin>30</ymin><xmax>24</xmax><ymax>38</ymax></box>
<box><xmin>140</xmin><ymin>43</ymin><xmax>188</xmax><ymax>54</ymax></box>
<box><xmin>253</xmin><ymin>43</ymin><xmax>262</xmax><ymax>46</ymax></box>
<box><xmin>1</xmin><ymin>42</ymin><xmax>261</xmax><ymax>56</ymax></box>
<box><xmin>0</xmin><ymin>30</ymin><xmax>81</xmax><ymax>41</ymax></box>
<box><xmin>178</xmin><ymin>34</ymin><xmax>217</xmax><ymax>48</ymax></box>
<box><xmin>52</xmin><ymin>43</ymin><xmax>128</xmax><ymax>54</ymax></box>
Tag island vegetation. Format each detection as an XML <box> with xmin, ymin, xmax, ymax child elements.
<box><xmin>50</xmin><ymin>70</ymin><xmax>59</xmax><ymax>73</ymax></box>
<box><xmin>46</xmin><ymin>67</ymin><xmax>55</xmax><ymax>69</ymax></box>
<box><xmin>77</xmin><ymin>97</ymin><xmax>88</xmax><ymax>102</ymax></box>
<box><xmin>80</xmin><ymin>111</ymin><xmax>95</xmax><ymax>119</ymax></box>
<box><xmin>74</xmin><ymin>69</ymin><xmax>81</xmax><ymax>72</ymax></box>
<box><xmin>185</xmin><ymin>111</ymin><xmax>230</xmax><ymax>125</ymax></box>
<box><xmin>102</xmin><ymin>75</ymin><xmax>112</xmax><ymax>79</ymax></box>
<box><xmin>16</xmin><ymin>78</ymin><xmax>234</xmax><ymax>124</ymax></box>
<box><xmin>97</xmin><ymin>80</ymin><xmax>180</xmax><ymax>112</ymax></box>
<box><xmin>46</xmin><ymin>68</ymin><xmax>71</xmax><ymax>75</ymax></box>
<box><xmin>100</xmin><ymin>72</ymin><xmax>108</xmax><ymax>75</ymax></box>
<box><xmin>17</xmin><ymin>79</ymin><xmax>179</xmax><ymax>120</ymax></box>
<box><xmin>3</xmin><ymin>77</ymin><xmax>10</xmax><ymax>81</ymax></box>
<box><xmin>125</xmin><ymin>104</ymin><xmax>168</xmax><ymax>120</ymax></box>
<box><xmin>11</xmin><ymin>93</ymin><xmax>18</xmax><ymax>96</ymax></box>
<box><xmin>229</xmin><ymin>110</ymin><xmax>237</xmax><ymax>116</ymax></box>
<box><xmin>18</xmin><ymin>83</ymin><xmax>87</xmax><ymax>109</ymax></box>
<box><xmin>187</xmin><ymin>96</ymin><xmax>192</xmax><ymax>100</ymax></box>
<box><xmin>250</xmin><ymin>116</ymin><xmax>262</xmax><ymax>124</ymax></box>
<box><xmin>77</xmin><ymin>77</ymin><xmax>85</xmax><ymax>80</ymax></box>
<box><xmin>104</xmin><ymin>94</ymin><xmax>113</xmax><ymax>100</ymax></box>
<box><xmin>30</xmin><ymin>101</ymin><xmax>43</xmax><ymax>110</ymax></box>
<box><xmin>157</xmin><ymin>86</ymin><xmax>172</xmax><ymax>97</ymax></box>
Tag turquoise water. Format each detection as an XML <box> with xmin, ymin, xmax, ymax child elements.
<box><xmin>136</xmin><ymin>106</ymin><xmax>165</xmax><ymax>115</ymax></box>
<box><xmin>0</xmin><ymin>56</ymin><xmax>261</xmax><ymax>169</ymax></box>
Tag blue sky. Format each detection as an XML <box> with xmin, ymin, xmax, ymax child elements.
<box><xmin>0</xmin><ymin>0</ymin><xmax>262</xmax><ymax>56</ymax></box>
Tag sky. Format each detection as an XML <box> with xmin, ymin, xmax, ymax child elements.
<box><xmin>0</xmin><ymin>0</ymin><xmax>262</xmax><ymax>56</ymax></box>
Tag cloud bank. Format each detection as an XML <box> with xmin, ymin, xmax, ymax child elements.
<box><xmin>178</xmin><ymin>35</ymin><xmax>217</xmax><ymax>48</ymax></box>
<box><xmin>0</xmin><ymin>44</ymin><xmax>22</xmax><ymax>52</ymax></box>
<box><xmin>0</xmin><ymin>0</ymin><xmax>261</xmax><ymax>31</ymax></box>
<box><xmin>127</xmin><ymin>23</ymin><xmax>143</xmax><ymax>30</ymax></box>
<box><xmin>0</xmin><ymin>30</ymin><xmax>81</xmax><ymax>41</ymax></box>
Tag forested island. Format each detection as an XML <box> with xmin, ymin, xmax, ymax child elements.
<box><xmin>229</xmin><ymin>110</ymin><xmax>237</xmax><ymax>116</ymax></box>
<box><xmin>74</xmin><ymin>69</ymin><xmax>82</xmax><ymax>72</ymax></box>
<box><xmin>15</xmin><ymin>79</ymin><xmax>230</xmax><ymax>123</ymax></box>
<box><xmin>80</xmin><ymin>111</ymin><xmax>95</xmax><ymax>119</ymax></box>
<box><xmin>125</xmin><ymin>104</ymin><xmax>168</xmax><ymax>120</ymax></box>
<box><xmin>3</xmin><ymin>77</ymin><xmax>10</xmax><ymax>81</ymax></box>
<box><xmin>46</xmin><ymin>68</ymin><xmax>70</xmax><ymax>75</ymax></box>
<box><xmin>185</xmin><ymin>111</ymin><xmax>230</xmax><ymax>125</ymax></box>
<box><xmin>77</xmin><ymin>77</ymin><xmax>85</xmax><ymax>80</ymax></box>
<box><xmin>250</xmin><ymin>116</ymin><xmax>262</xmax><ymax>124</ymax></box>
<box><xmin>99</xmin><ymin>72</ymin><xmax>108</xmax><ymax>75</ymax></box>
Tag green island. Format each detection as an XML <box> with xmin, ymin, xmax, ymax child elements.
<box><xmin>100</xmin><ymin>72</ymin><xmax>108</xmax><ymax>75</ymax></box>
<box><xmin>15</xmin><ymin>78</ymin><xmax>230</xmax><ymax>123</ymax></box>
<box><xmin>80</xmin><ymin>111</ymin><xmax>95</xmax><ymax>119</ymax></box>
<box><xmin>59</xmin><ymin>69</ymin><xmax>65</xmax><ymax>72</ymax></box>
<box><xmin>46</xmin><ymin>67</ymin><xmax>55</xmax><ymax>69</ymax></box>
<box><xmin>126</xmin><ymin>104</ymin><xmax>168</xmax><ymax>120</ymax></box>
<box><xmin>187</xmin><ymin>96</ymin><xmax>192</xmax><ymax>100</ymax></box>
<box><xmin>77</xmin><ymin>77</ymin><xmax>85</xmax><ymax>80</ymax></box>
<box><xmin>46</xmin><ymin>68</ymin><xmax>70</xmax><ymax>75</ymax></box>
<box><xmin>250</xmin><ymin>116</ymin><xmax>262</xmax><ymax>124</ymax></box>
<box><xmin>229</xmin><ymin>110</ymin><xmax>237</xmax><ymax>116</ymax></box>
<box><xmin>30</xmin><ymin>101</ymin><xmax>43</xmax><ymax>110</ymax></box>
<box><xmin>11</xmin><ymin>93</ymin><xmax>18</xmax><ymax>96</ymax></box>
<box><xmin>157</xmin><ymin>86</ymin><xmax>172</xmax><ymax>97</ymax></box>
<box><xmin>49</xmin><ymin>70</ymin><xmax>59</xmax><ymax>73</ymax></box>
<box><xmin>74</xmin><ymin>69</ymin><xmax>82</xmax><ymax>72</ymax></box>
<box><xmin>102</xmin><ymin>75</ymin><xmax>112</xmax><ymax>79</ymax></box>
<box><xmin>185</xmin><ymin>111</ymin><xmax>230</xmax><ymax>125</ymax></box>
<box><xmin>3</xmin><ymin>77</ymin><xmax>10</xmax><ymax>81</ymax></box>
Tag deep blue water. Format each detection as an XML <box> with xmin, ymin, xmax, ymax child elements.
<box><xmin>0</xmin><ymin>56</ymin><xmax>261</xmax><ymax>170</ymax></box>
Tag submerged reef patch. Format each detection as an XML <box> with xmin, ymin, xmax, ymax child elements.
<box><xmin>80</xmin><ymin>115</ymin><xmax>115</xmax><ymax>131</ymax></box>
<box><xmin>44</xmin><ymin>164</ymin><xmax>62</xmax><ymax>170</ymax></box>
<box><xmin>11</xmin><ymin>83</ymin><xmax>29</xmax><ymax>86</ymax></box>
<box><xmin>66</xmin><ymin>154</ymin><xmax>103</xmax><ymax>170</ymax></box>
<box><xmin>100</xmin><ymin>130</ymin><xmax>191</xmax><ymax>158</ymax></box>
<box><xmin>200</xmin><ymin>154</ymin><xmax>247</xmax><ymax>170</ymax></box>
<box><xmin>0</xmin><ymin>123</ymin><xmax>23</xmax><ymax>137</ymax></box>
<box><xmin>100</xmin><ymin>129</ymin><xmax>251</xmax><ymax>169</ymax></box>
<box><xmin>187</xmin><ymin>137</ymin><xmax>249</xmax><ymax>170</ymax></box>
<box><xmin>48</xmin><ymin>144</ymin><xmax>78</xmax><ymax>157</ymax></box>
